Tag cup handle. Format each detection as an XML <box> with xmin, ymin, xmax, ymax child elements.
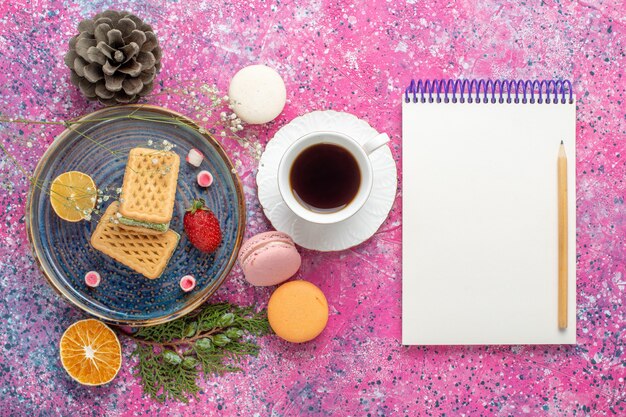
<box><xmin>362</xmin><ymin>133</ymin><xmax>390</xmax><ymax>155</ymax></box>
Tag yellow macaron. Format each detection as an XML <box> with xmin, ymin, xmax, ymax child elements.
<box><xmin>268</xmin><ymin>280</ymin><xmax>328</xmax><ymax>343</ymax></box>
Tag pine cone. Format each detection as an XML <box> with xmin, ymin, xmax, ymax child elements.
<box><xmin>64</xmin><ymin>10</ymin><xmax>162</xmax><ymax>105</ymax></box>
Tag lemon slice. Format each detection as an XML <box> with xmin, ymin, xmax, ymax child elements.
<box><xmin>49</xmin><ymin>171</ymin><xmax>97</xmax><ymax>222</ymax></box>
<box><xmin>59</xmin><ymin>319</ymin><xmax>122</xmax><ymax>385</ymax></box>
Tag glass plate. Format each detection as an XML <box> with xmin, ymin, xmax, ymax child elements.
<box><xmin>26</xmin><ymin>105</ymin><xmax>245</xmax><ymax>326</ymax></box>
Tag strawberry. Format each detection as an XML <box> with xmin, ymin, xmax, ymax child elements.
<box><xmin>183</xmin><ymin>199</ymin><xmax>222</xmax><ymax>253</ymax></box>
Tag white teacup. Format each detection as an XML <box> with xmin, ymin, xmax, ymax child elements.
<box><xmin>278</xmin><ymin>131</ymin><xmax>390</xmax><ymax>224</ymax></box>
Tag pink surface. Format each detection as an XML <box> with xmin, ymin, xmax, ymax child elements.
<box><xmin>0</xmin><ymin>0</ymin><xmax>624</xmax><ymax>416</ymax></box>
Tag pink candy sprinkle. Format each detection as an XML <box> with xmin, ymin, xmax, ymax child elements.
<box><xmin>186</xmin><ymin>148</ymin><xmax>204</xmax><ymax>167</ymax></box>
<box><xmin>197</xmin><ymin>170</ymin><xmax>214</xmax><ymax>187</ymax></box>
<box><xmin>85</xmin><ymin>271</ymin><xmax>101</xmax><ymax>287</ymax></box>
<box><xmin>180</xmin><ymin>275</ymin><xmax>196</xmax><ymax>292</ymax></box>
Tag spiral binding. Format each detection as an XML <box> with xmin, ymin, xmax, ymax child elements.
<box><xmin>404</xmin><ymin>79</ymin><xmax>573</xmax><ymax>104</ymax></box>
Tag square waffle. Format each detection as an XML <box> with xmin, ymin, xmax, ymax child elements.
<box><xmin>118</xmin><ymin>147</ymin><xmax>180</xmax><ymax>226</ymax></box>
<box><xmin>91</xmin><ymin>202</ymin><xmax>179</xmax><ymax>279</ymax></box>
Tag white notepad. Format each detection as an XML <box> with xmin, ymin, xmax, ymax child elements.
<box><xmin>402</xmin><ymin>80</ymin><xmax>576</xmax><ymax>345</ymax></box>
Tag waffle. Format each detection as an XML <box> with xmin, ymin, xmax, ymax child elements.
<box><xmin>91</xmin><ymin>202</ymin><xmax>180</xmax><ymax>279</ymax></box>
<box><xmin>118</xmin><ymin>148</ymin><xmax>180</xmax><ymax>225</ymax></box>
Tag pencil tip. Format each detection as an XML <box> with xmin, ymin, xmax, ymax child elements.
<box><xmin>560</xmin><ymin>140</ymin><xmax>564</xmax><ymax>145</ymax></box>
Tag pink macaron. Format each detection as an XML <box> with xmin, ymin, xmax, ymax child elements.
<box><xmin>238</xmin><ymin>231</ymin><xmax>301</xmax><ymax>286</ymax></box>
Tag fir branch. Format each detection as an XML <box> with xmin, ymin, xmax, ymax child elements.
<box><xmin>132</xmin><ymin>344</ymin><xmax>200</xmax><ymax>403</ymax></box>
<box><xmin>127</xmin><ymin>302</ymin><xmax>271</xmax><ymax>403</ymax></box>
<box><xmin>133</xmin><ymin>316</ymin><xmax>188</xmax><ymax>342</ymax></box>
<box><xmin>232</xmin><ymin>307</ymin><xmax>271</xmax><ymax>335</ymax></box>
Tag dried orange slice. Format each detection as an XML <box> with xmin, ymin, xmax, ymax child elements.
<box><xmin>49</xmin><ymin>171</ymin><xmax>97</xmax><ymax>222</ymax></box>
<box><xmin>59</xmin><ymin>319</ymin><xmax>122</xmax><ymax>386</ymax></box>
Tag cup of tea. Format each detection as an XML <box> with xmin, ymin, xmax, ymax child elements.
<box><xmin>277</xmin><ymin>131</ymin><xmax>390</xmax><ymax>224</ymax></box>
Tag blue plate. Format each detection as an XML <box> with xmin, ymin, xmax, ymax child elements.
<box><xmin>26</xmin><ymin>105</ymin><xmax>246</xmax><ymax>326</ymax></box>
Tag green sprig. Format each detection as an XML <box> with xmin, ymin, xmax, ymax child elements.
<box><xmin>127</xmin><ymin>303</ymin><xmax>271</xmax><ymax>403</ymax></box>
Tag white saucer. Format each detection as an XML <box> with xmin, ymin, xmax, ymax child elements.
<box><xmin>257</xmin><ymin>110</ymin><xmax>398</xmax><ymax>251</ymax></box>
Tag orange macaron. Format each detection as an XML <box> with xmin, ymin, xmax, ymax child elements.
<box><xmin>267</xmin><ymin>280</ymin><xmax>328</xmax><ymax>343</ymax></box>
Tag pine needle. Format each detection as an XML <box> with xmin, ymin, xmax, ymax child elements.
<box><xmin>128</xmin><ymin>303</ymin><xmax>271</xmax><ymax>403</ymax></box>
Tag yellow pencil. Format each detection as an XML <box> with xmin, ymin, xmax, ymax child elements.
<box><xmin>558</xmin><ymin>140</ymin><xmax>568</xmax><ymax>329</ymax></box>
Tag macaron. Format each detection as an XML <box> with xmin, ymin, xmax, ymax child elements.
<box><xmin>268</xmin><ymin>280</ymin><xmax>328</xmax><ymax>343</ymax></box>
<box><xmin>228</xmin><ymin>64</ymin><xmax>286</xmax><ymax>124</ymax></box>
<box><xmin>238</xmin><ymin>231</ymin><xmax>301</xmax><ymax>286</ymax></box>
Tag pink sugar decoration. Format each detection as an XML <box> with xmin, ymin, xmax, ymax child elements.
<box><xmin>180</xmin><ymin>275</ymin><xmax>196</xmax><ymax>292</ymax></box>
<box><xmin>84</xmin><ymin>271</ymin><xmax>101</xmax><ymax>288</ymax></box>
<box><xmin>186</xmin><ymin>148</ymin><xmax>204</xmax><ymax>167</ymax></box>
<box><xmin>197</xmin><ymin>170</ymin><xmax>213</xmax><ymax>187</ymax></box>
